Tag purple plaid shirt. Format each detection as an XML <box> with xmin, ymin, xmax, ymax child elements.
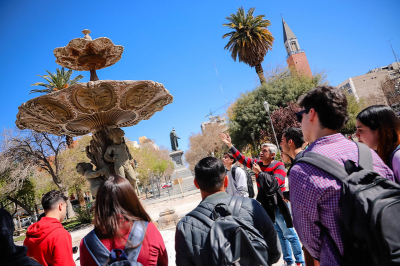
<box><xmin>289</xmin><ymin>134</ymin><xmax>394</xmax><ymax>265</ymax></box>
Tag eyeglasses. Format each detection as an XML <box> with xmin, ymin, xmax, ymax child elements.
<box><xmin>295</xmin><ymin>108</ymin><xmax>310</xmax><ymax>123</ymax></box>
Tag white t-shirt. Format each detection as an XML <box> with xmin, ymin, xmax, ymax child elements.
<box><xmin>226</xmin><ymin>166</ymin><xmax>249</xmax><ymax>197</ymax></box>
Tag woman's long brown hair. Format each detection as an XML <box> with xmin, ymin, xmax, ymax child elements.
<box><xmin>357</xmin><ymin>105</ymin><xmax>400</xmax><ymax>165</ymax></box>
<box><xmin>93</xmin><ymin>175</ymin><xmax>151</xmax><ymax>239</ymax></box>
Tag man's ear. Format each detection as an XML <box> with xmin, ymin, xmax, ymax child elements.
<box><xmin>224</xmin><ymin>175</ymin><xmax>229</xmax><ymax>188</ymax></box>
<box><xmin>309</xmin><ymin>108</ymin><xmax>317</xmax><ymax>121</ymax></box>
<box><xmin>288</xmin><ymin>139</ymin><xmax>293</xmax><ymax>147</ymax></box>
<box><xmin>194</xmin><ymin>178</ymin><xmax>200</xmax><ymax>189</ymax></box>
<box><xmin>58</xmin><ymin>202</ymin><xmax>63</xmax><ymax>212</ymax></box>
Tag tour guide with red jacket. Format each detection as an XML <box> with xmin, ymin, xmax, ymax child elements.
<box><xmin>219</xmin><ymin>133</ymin><xmax>292</xmax><ymax>226</ymax></box>
<box><xmin>219</xmin><ymin>133</ymin><xmax>305</xmax><ymax>266</ymax></box>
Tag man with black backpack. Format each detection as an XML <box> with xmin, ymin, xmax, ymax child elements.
<box><xmin>220</xmin><ymin>133</ymin><xmax>305</xmax><ymax>266</ymax></box>
<box><xmin>175</xmin><ymin>157</ymin><xmax>280</xmax><ymax>266</ymax></box>
<box><xmin>290</xmin><ymin>86</ymin><xmax>397</xmax><ymax>265</ymax></box>
<box><xmin>223</xmin><ymin>152</ymin><xmax>249</xmax><ymax>197</ymax></box>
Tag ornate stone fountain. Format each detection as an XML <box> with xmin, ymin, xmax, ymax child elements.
<box><xmin>16</xmin><ymin>30</ymin><xmax>173</xmax><ymax>196</ymax></box>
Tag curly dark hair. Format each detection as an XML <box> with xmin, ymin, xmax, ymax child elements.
<box><xmin>298</xmin><ymin>86</ymin><xmax>348</xmax><ymax>130</ymax></box>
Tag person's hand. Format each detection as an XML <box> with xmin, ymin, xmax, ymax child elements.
<box><xmin>252</xmin><ymin>163</ymin><xmax>261</xmax><ymax>174</ymax></box>
<box><xmin>282</xmin><ymin>195</ymin><xmax>289</xmax><ymax>203</ymax></box>
<box><xmin>219</xmin><ymin>133</ymin><xmax>233</xmax><ymax>147</ymax></box>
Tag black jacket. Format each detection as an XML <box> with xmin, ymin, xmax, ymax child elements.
<box><xmin>175</xmin><ymin>192</ymin><xmax>281</xmax><ymax>266</ymax></box>
<box><xmin>256</xmin><ymin>171</ymin><xmax>293</xmax><ymax>227</ymax></box>
<box><xmin>0</xmin><ymin>208</ymin><xmax>42</xmax><ymax>266</ymax></box>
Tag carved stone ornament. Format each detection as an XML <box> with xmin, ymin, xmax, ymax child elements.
<box><xmin>16</xmin><ymin>80</ymin><xmax>173</xmax><ymax>136</ymax></box>
<box><xmin>53</xmin><ymin>29</ymin><xmax>123</xmax><ymax>72</ymax></box>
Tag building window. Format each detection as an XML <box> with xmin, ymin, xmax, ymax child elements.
<box><xmin>291</xmin><ymin>41</ymin><xmax>298</xmax><ymax>51</ymax></box>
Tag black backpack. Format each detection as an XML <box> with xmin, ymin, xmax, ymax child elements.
<box><xmin>187</xmin><ymin>196</ymin><xmax>270</xmax><ymax>265</ymax></box>
<box><xmin>231</xmin><ymin>166</ymin><xmax>255</xmax><ymax>198</ymax></box>
<box><xmin>295</xmin><ymin>142</ymin><xmax>400</xmax><ymax>265</ymax></box>
<box><xmin>83</xmin><ymin>221</ymin><xmax>147</xmax><ymax>265</ymax></box>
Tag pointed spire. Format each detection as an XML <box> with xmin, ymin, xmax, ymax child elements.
<box><xmin>282</xmin><ymin>17</ymin><xmax>297</xmax><ymax>43</ymax></box>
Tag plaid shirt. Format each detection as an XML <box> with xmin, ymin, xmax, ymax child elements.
<box><xmin>289</xmin><ymin>134</ymin><xmax>395</xmax><ymax>265</ymax></box>
<box><xmin>229</xmin><ymin>146</ymin><xmax>286</xmax><ymax>191</ymax></box>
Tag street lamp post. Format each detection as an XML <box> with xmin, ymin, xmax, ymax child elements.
<box><xmin>250</xmin><ymin>132</ymin><xmax>257</xmax><ymax>156</ymax></box>
<box><xmin>263</xmin><ymin>101</ymin><xmax>282</xmax><ymax>162</ymax></box>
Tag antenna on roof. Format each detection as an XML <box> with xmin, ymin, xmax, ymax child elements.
<box><xmin>387</xmin><ymin>39</ymin><xmax>400</xmax><ymax>63</ymax></box>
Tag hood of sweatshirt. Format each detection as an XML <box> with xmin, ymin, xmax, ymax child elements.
<box><xmin>25</xmin><ymin>217</ymin><xmax>64</xmax><ymax>246</ymax></box>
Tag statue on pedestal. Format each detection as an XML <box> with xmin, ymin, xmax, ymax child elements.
<box><xmin>170</xmin><ymin>128</ymin><xmax>180</xmax><ymax>151</ymax></box>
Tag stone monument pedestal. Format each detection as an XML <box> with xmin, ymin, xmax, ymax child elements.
<box><xmin>169</xmin><ymin>150</ymin><xmax>192</xmax><ymax>180</ymax></box>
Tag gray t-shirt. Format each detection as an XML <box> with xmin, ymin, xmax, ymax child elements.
<box><xmin>226</xmin><ymin>166</ymin><xmax>249</xmax><ymax>197</ymax></box>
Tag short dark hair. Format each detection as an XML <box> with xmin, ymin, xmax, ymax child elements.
<box><xmin>41</xmin><ymin>190</ymin><xmax>68</xmax><ymax>211</ymax></box>
<box><xmin>298</xmin><ymin>86</ymin><xmax>348</xmax><ymax>130</ymax></box>
<box><xmin>194</xmin><ymin>157</ymin><xmax>226</xmax><ymax>193</ymax></box>
<box><xmin>282</xmin><ymin>127</ymin><xmax>304</xmax><ymax>149</ymax></box>
<box><xmin>223</xmin><ymin>152</ymin><xmax>237</xmax><ymax>164</ymax></box>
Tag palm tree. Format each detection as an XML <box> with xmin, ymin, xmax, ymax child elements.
<box><xmin>30</xmin><ymin>67</ymin><xmax>84</xmax><ymax>94</ymax></box>
<box><xmin>223</xmin><ymin>7</ymin><xmax>274</xmax><ymax>85</ymax></box>
<box><xmin>30</xmin><ymin>67</ymin><xmax>84</xmax><ymax>148</ymax></box>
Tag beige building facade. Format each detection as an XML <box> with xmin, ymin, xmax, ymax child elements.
<box><xmin>337</xmin><ymin>71</ymin><xmax>389</xmax><ymax>105</ymax></box>
<box><xmin>337</xmin><ymin>62</ymin><xmax>400</xmax><ymax>107</ymax></box>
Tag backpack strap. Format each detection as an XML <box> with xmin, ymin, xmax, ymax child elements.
<box><xmin>228</xmin><ymin>196</ymin><xmax>244</xmax><ymax>217</ymax></box>
<box><xmin>355</xmin><ymin>142</ymin><xmax>373</xmax><ymax>170</ymax></box>
<box><xmin>84</xmin><ymin>230</ymin><xmax>110</xmax><ymax>266</ymax></box>
<box><xmin>124</xmin><ymin>221</ymin><xmax>148</xmax><ymax>262</ymax></box>
<box><xmin>296</xmin><ymin>152</ymin><xmax>349</xmax><ymax>182</ymax></box>
<box><xmin>231</xmin><ymin>165</ymin><xmax>238</xmax><ymax>182</ymax></box>
<box><xmin>186</xmin><ymin>206</ymin><xmax>214</xmax><ymax>227</ymax></box>
<box><xmin>389</xmin><ymin>144</ymin><xmax>400</xmax><ymax>170</ymax></box>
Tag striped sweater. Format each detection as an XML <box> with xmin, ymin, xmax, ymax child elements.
<box><xmin>229</xmin><ymin>146</ymin><xmax>286</xmax><ymax>191</ymax></box>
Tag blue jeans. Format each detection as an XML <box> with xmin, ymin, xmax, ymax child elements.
<box><xmin>274</xmin><ymin>208</ymin><xmax>304</xmax><ymax>265</ymax></box>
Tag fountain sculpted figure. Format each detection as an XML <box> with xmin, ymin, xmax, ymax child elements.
<box><xmin>104</xmin><ymin>128</ymin><xmax>139</xmax><ymax>194</ymax></box>
<box><xmin>170</xmin><ymin>128</ymin><xmax>180</xmax><ymax>151</ymax></box>
<box><xmin>76</xmin><ymin>162</ymin><xmax>106</xmax><ymax>198</ymax></box>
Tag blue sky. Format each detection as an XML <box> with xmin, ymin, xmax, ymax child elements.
<box><xmin>1</xmin><ymin>0</ymin><xmax>399</xmax><ymax>153</ymax></box>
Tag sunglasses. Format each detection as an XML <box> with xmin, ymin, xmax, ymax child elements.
<box><xmin>295</xmin><ymin>108</ymin><xmax>310</xmax><ymax>123</ymax></box>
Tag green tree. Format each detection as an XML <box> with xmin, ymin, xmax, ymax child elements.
<box><xmin>227</xmin><ymin>66</ymin><xmax>326</xmax><ymax>150</ymax></box>
<box><xmin>223</xmin><ymin>7</ymin><xmax>274</xmax><ymax>84</ymax></box>
<box><xmin>127</xmin><ymin>143</ymin><xmax>173</xmax><ymax>190</ymax></box>
<box><xmin>30</xmin><ymin>67</ymin><xmax>84</xmax><ymax>94</ymax></box>
<box><xmin>340</xmin><ymin>91</ymin><xmax>367</xmax><ymax>135</ymax></box>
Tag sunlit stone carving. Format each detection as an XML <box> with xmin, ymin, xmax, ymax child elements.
<box><xmin>15</xmin><ymin>30</ymin><xmax>173</xmax><ymax>194</ymax></box>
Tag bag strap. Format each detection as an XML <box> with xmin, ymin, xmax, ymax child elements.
<box><xmin>84</xmin><ymin>230</ymin><xmax>110</xmax><ymax>266</ymax></box>
<box><xmin>389</xmin><ymin>144</ymin><xmax>400</xmax><ymax>170</ymax></box>
<box><xmin>231</xmin><ymin>165</ymin><xmax>237</xmax><ymax>182</ymax></box>
<box><xmin>296</xmin><ymin>152</ymin><xmax>349</xmax><ymax>182</ymax></box>
<box><xmin>186</xmin><ymin>206</ymin><xmax>214</xmax><ymax>227</ymax></box>
<box><xmin>124</xmin><ymin>221</ymin><xmax>148</xmax><ymax>262</ymax></box>
<box><xmin>355</xmin><ymin>142</ymin><xmax>373</xmax><ymax>170</ymax></box>
<box><xmin>228</xmin><ymin>196</ymin><xmax>244</xmax><ymax>217</ymax></box>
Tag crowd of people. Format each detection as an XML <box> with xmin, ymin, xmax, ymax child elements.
<box><xmin>2</xmin><ymin>85</ymin><xmax>400</xmax><ymax>266</ymax></box>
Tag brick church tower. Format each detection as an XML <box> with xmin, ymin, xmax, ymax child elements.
<box><xmin>283</xmin><ymin>18</ymin><xmax>313</xmax><ymax>78</ymax></box>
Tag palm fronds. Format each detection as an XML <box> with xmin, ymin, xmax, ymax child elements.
<box><xmin>30</xmin><ymin>67</ymin><xmax>84</xmax><ymax>94</ymax></box>
<box><xmin>222</xmin><ymin>7</ymin><xmax>274</xmax><ymax>67</ymax></box>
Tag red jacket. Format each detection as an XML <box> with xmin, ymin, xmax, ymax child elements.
<box><xmin>80</xmin><ymin>222</ymin><xmax>168</xmax><ymax>266</ymax></box>
<box><xmin>24</xmin><ymin>217</ymin><xmax>75</xmax><ymax>266</ymax></box>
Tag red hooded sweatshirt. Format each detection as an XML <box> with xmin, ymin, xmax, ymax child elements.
<box><xmin>23</xmin><ymin>217</ymin><xmax>75</xmax><ymax>266</ymax></box>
